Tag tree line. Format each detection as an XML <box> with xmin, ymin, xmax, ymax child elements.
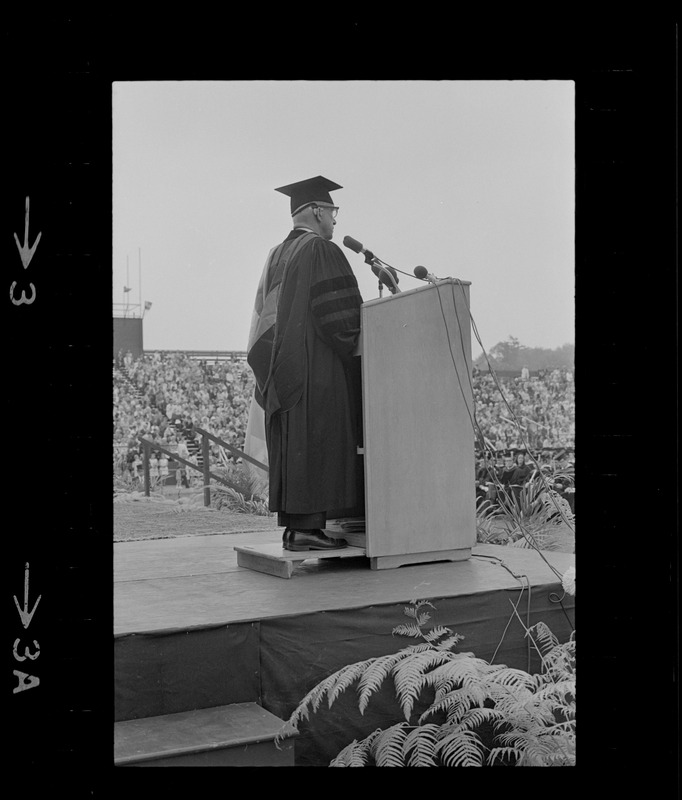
<box><xmin>473</xmin><ymin>336</ymin><xmax>574</xmax><ymax>372</ymax></box>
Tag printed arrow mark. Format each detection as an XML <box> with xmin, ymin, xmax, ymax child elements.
<box><xmin>14</xmin><ymin>196</ymin><xmax>42</xmax><ymax>269</ymax></box>
<box><xmin>14</xmin><ymin>562</ymin><xmax>41</xmax><ymax>629</ymax></box>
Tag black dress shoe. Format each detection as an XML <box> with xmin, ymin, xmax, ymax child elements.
<box><xmin>284</xmin><ymin>529</ymin><xmax>347</xmax><ymax>551</ymax></box>
<box><xmin>282</xmin><ymin>529</ymin><xmax>291</xmax><ymax>546</ymax></box>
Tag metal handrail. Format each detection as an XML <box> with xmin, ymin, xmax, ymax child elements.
<box><xmin>193</xmin><ymin>426</ymin><xmax>267</xmax><ymax>472</ymax></box>
<box><xmin>138</xmin><ymin>428</ymin><xmax>267</xmax><ymax>507</ymax></box>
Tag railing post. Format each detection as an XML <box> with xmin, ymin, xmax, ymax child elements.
<box><xmin>143</xmin><ymin>440</ymin><xmax>150</xmax><ymax>497</ymax></box>
<box><xmin>202</xmin><ymin>434</ymin><xmax>211</xmax><ymax>507</ymax></box>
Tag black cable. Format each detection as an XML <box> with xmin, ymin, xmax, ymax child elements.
<box><xmin>432</xmin><ymin>280</ymin><xmax>479</xmax><ymax>434</ymax></box>
<box><xmin>370</xmin><ymin>256</ymin><xmax>418</xmax><ymax>282</ymax></box>
<box><xmin>472</xmin><ymin>553</ymin><xmax>532</xmax><ymax>671</ymax></box>
<box><xmin>549</xmin><ymin>591</ymin><xmax>576</xmax><ymax>631</ymax></box>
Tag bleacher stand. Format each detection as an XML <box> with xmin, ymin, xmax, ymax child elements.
<box><xmin>114</xmin><ymin>352</ymin><xmax>574</xmax><ymax>503</ymax></box>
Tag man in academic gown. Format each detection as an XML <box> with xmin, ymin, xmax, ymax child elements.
<box><xmin>246</xmin><ymin>176</ymin><xmax>365</xmax><ymax>551</ymax></box>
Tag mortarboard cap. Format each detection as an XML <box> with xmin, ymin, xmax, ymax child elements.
<box><xmin>275</xmin><ymin>175</ymin><xmax>342</xmax><ymax>215</ymax></box>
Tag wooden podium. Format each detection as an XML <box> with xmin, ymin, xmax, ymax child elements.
<box><xmin>357</xmin><ymin>278</ymin><xmax>476</xmax><ymax>569</ymax></box>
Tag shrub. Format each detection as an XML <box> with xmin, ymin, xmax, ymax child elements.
<box><xmin>476</xmin><ymin>469</ymin><xmax>575</xmax><ymax>553</ymax></box>
<box><xmin>277</xmin><ymin>600</ymin><xmax>575</xmax><ymax>767</ymax></box>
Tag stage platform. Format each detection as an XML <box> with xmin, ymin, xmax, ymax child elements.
<box><xmin>114</xmin><ymin>530</ymin><xmax>575</xmax><ymax>766</ymax></box>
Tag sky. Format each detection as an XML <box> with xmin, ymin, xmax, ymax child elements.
<box><xmin>112</xmin><ymin>81</ymin><xmax>574</xmax><ymax>358</ymax></box>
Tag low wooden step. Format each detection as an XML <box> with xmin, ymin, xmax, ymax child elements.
<box><xmin>114</xmin><ymin>702</ymin><xmax>296</xmax><ymax>767</ymax></box>
<box><xmin>234</xmin><ymin>542</ymin><xmax>366</xmax><ymax>578</ymax></box>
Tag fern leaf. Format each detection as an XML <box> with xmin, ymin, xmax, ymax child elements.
<box><xmin>416</xmin><ymin>612</ymin><xmax>432</xmax><ymax>626</ymax></box>
<box><xmin>403</xmin><ymin>605</ymin><xmax>417</xmax><ymax>619</ymax></box>
<box><xmin>403</xmin><ymin>724</ymin><xmax>441</xmax><ymax>767</ymax></box>
<box><xmin>423</xmin><ymin>625</ymin><xmax>454</xmax><ymax>643</ymax></box>
<box><xmin>326</xmin><ymin>658</ymin><xmax>378</xmax><ymax>708</ymax></box>
<box><xmin>370</xmin><ymin>722</ymin><xmax>410</xmax><ymax>767</ymax></box>
<box><xmin>433</xmin><ymin>634</ymin><xmax>466</xmax><ymax>651</ymax></box>
<box><xmin>489</xmin><ymin>666</ymin><xmax>537</xmax><ymax>691</ymax></box>
<box><xmin>487</xmin><ymin>746</ymin><xmax>524</xmax><ymax>766</ymax></box>
<box><xmin>393</xmin><ymin>650</ymin><xmax>453</xmax><ymax>721</ymax></box>
<box><xmin>392</xmin><ymin>623</ymin><xmax>424</xmax><ymax>639</ymax></box>
<box><xmin>515</xmin><ymin>736</ymin><xmax>559</xmax><ymax>766</ymax></box>
<box><xmin>449</xmin><ymin>706</ymin><xmax>505</xmax><ymax>733</ymax></box>
<box><xmin>530</xmin><ymin>621</ymin><xmax>560</xmax><ymax>657</ymax></box>
<box><xmin>357</xmin><ymin>650</ymin><xmax>415</xmax><ymax>715</ymax></box>
<box><xmin>329</xmin><ymin>740</ymin><xmax>361</xmax><ymax>767</ymax></box>
<box><xmin>422</xmin><ymin>683</ymin><xmax>491</xmax><ymax>725</ymax></box>
<box><xmin>282</xmin><ymin>657</ymin><xmax>375</xmax><ymax>735</ymax></box>
<box><xmin>534</xmin><ymin>678</ymin><xmax>576</xmax><ymax>704</ymax></box>
<box><xmin>544</xmin><ymin>720</ymin><xmax>576</xmax><ymax>736</ymax></box>
<box><xmin>274</xmin><ymin>718</ymin><xmax>299</xmax><ymax>746</ymax></box>
<box><xmin>330</xmin><ymin>730</ymin><xmax>381</xmax><ymax>766</ymax></box>
<box><xmin>410</xmin><ymin>599</ymin><xmax>436</xmax><ymax>610</ymax></box>
<box><xmin>541</xmin><ymin>641</ymin><xmax>576</xmax><ymax>679</ymax></box>
<box><xmin>419</xmin><ymin>656</ymin><xmax>498</xmax><ymax>720</ymax></box>
<box><xmin>436</xmin><ymin>729</ymin><xmax>484</xmax><ymax>767</ymax></box>
<box><xmin>401</xmin><ymin>642</ymin><xmax>440</xmax><ymax>654</ymax></box>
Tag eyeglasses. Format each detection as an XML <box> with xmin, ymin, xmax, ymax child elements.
<box><xmin>313</xmin><ymin>204</ymin><xmax>338</xmax><ymax>218</ymax></box>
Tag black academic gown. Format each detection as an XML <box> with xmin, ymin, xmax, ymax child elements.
<box><xmin>249</xmin><ymin>229</ymin><xmax>364</xmax><ymax>519</ymax></box>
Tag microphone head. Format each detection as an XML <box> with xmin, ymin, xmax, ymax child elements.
<box><xmin>413</xmin><ymin>265</ymin><xmax>428</xmax><ymax>280</ymax></box>
<box><xmin>343</xmin><ymin>235</ymin><xmax>363</xmax><ymax>254</ymax></box>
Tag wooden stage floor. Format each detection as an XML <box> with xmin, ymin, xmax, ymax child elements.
<box><xmin>114</xmin><ymin>530</ymin><xmax>573</xmax><ymax>636</ymax></box>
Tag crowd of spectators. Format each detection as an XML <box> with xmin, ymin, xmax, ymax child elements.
<box><xmin>113</xmin><ymin>350</ymin><xmax>255</xmax><ymax>487</ymax></box>
<box><xmin>474</xmin><ymin>449</ymin><xmax>575</xmax><ymax>516</ymax></box>
<box><xmin>472</xmin><ymin>365</ymin><xmax>575</xmax><ymax>452</ymax></box>
<box><xmin>113</xmin><ymin>352</ymin><xmax>575</xmax><ymax>499</ymax></box>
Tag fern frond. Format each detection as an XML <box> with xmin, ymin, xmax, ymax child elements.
<box><xmin>494</xmin><ymin>690</ymin><xmax>558</xmax><ymax>729</ymax></box>
<box><xmin>422</xmin><ymin>683</ymin><xmax>491</xmax><ymax>725</ymax></box>
<box><xmin>436</xmin><ymin>729</ymin><xmax>484</xmax><ymax>767</ymax></box>
<box><xmin>416</xmin><ymin>612</ymin><xmax>432</xmax><ymax>626</ymax></box>
<box><xmin>392</xmin><ymin>623</ymin><xmax>424</xmax><ymax>639</ymax></box>
<box><xmin>534</xmin><ymin>678</ymin><xmax>576</xmax><ymax>704</ymax></box>
<box><xmin>401</xmin><ymin>642</ymin><xmax>441</xmax><ymax>654</ymax></box>
<box><xmin>330</xmin><ymin>729</ymin><xmax>383</xmax><ymax>766</ymax></box>
<box><xmin>326</xmin><ymin>658</ymin><xmax>379</xmax><ymax>708</ymax></box>
<box><xmin>487</xmin><ymin>746</ymin><xmax>524</xmax><ymax>766</ymax></box>
<box><xmin>410</xmin><ymin>599</ymin><xmax>436</xmax><ymax>611</ymax></box>
<box><xmin>357</xmin><ymin>650</ymin><xmax>416</xmax><ymax>715</ymax></box>
<box><xmin>541</xmin><ymin>641</ymin><xmax>576</xmax><ymax>679</ymax></box>
<box><xmin>275</xmin><ymin>719</ymin><xmax>300</xmax><ymax>745</ymax></box>
<box><xmin>329</xmin><ymin>740</ymin><xmax>362</xmax><ymax>766</ymax></box>
<box><xmin>490</xmin><ymin>666</ymin><xmax>537</xmax><ymax>690</ymax></box>
<box><xmin>516</xmin><ymin>736</ymin><xmax>566</xmax><ymax>767</ymax></box>
<box><xmin>542</xmin><ymin>749</ymin><xmax>576</xmax><ymax>767</ymax></box>
<box><xmin>449</xmin><ymin>706</ymin><xmax>505</xmax><ymax>733</ymax></box>
<box><xmin>403</xmin><ymin>724</ymin><xmax>441</xmax><ymax>767</ymax></box>
<box><xmin>530</xmin><ymin>620</ymin><xmax>559</xmax><ymax>651</ymax></box>
<box><xmin>370</xmin><ymin>722</ymin><xmax>410</xmax><ymax>767</ymax></box>
<box><xmin>393</xmin><ymin>650</ymin><xmax>454</xmax><ymax>721</ymax></box>
<box><xmin>281</xmin><ymin>657</ymin><xmax>376</xmax><ymax>736</ymax></box>
<box><xmin>423</xmin><ymin>625</ymin><xmax>454</xmax><ymax>644</ymax></box>
<box><xmin>544</xmin><ymin>720</ymin><xmax>576</xmax><ymax>736</ymax></box>
<box><xmin>432</xmin><ymin>634</ymin><xmax>466</xmax><ymax>651</ymax></box>
<box><xmin>419</xmin><ymin>655</ymin><xmax>500</xmax><ymax>720</ymax></box>
<box><xmin>495</xmin><ymin>721</ymin><xmax>565</xmax><ymax>758</ymax></box>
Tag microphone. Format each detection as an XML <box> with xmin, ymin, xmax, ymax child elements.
<box><xmin>414</xmin><ymin>265</ymin><xmax>440</xmax><ymax>284</ymax></box>
<box><xmin>371</xmin><ymin>263</ymin><xmax>400</xmax><ymax>293</ymax></box>
<box><xmin>343</xmin><ymin>235</ymin><xmax>375</xmax><ymax>261</ymax></box>
<box><xmin>343</xmin><ymin>235</ymin><xmax>400</xmax><ymax>294</ymax></box>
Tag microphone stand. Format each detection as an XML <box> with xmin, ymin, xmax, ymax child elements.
<box><xmin>364</xmin><ymin>252</ymin><xmax>400</xmax><ymax>297</ymax></box>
